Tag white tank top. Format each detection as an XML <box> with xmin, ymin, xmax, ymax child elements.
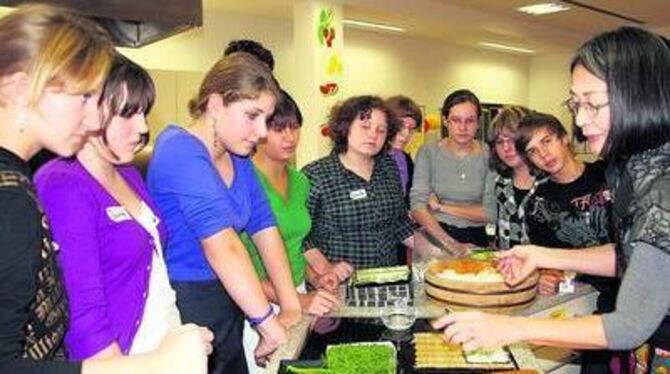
<box><xmin>129</xmin><ymin>201</ymin><xmax>181</xmax><ymax>355</ymax></box>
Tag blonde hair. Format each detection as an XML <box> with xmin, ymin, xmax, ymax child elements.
<box><xmin>0</xmin><ymin>4</ymin><xmax>114</xmax><ymax>106</ymax></box>
<box><xmin>188</xmin><ymin>52</ymin><xmax>280</xmax><ymax>119</ymax></box>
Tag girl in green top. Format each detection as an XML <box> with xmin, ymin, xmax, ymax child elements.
<box><xmin>241</xmin><ymin>90</ymin><xmax>349</xmax><ymax>372</ymax></box>
<box><xmin>241</xmin><ymin>90</ymin><xmax>350</xmax><ymax>313</ymax></box>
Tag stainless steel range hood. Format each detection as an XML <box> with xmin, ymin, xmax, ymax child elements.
<box><xmin>0</xmin><ymin>0</ymin><xmax>202</xmax><ymax>47</ymax></box>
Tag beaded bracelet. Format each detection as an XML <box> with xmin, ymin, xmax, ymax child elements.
<box><xmin>248</xmin><ymin>306</ymin><xmax>274</xmax><ymax>328</ymax></box>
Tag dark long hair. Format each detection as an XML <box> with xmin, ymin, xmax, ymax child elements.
<box><xmin>571</xmin><ymin>26</ymin><xmax>670</xmax><ymax>160</ymax></box>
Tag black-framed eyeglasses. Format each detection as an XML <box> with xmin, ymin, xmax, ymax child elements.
<box><xmin>563</xmin><ymin>98</ymin><xmax>609</xmax><ymax>118</ymax></box>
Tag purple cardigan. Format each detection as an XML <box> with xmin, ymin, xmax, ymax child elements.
<box><xmin>34</xmin><ymin>158</ymin><xmax>167</xmax><ymax>360</ymax></box>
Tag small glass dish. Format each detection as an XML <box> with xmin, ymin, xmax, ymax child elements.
<box><xmin>380</xmin><ymin>297</ymin><xmax>417</xmax><ymax>331</ymax></box>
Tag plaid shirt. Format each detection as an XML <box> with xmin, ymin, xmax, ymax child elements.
<box><xmin>493</xmin><ymin>174</ymin><xmax>547</xmax><ymax>250</ymax></box>
<box><xmin>302</xmin><ymin>152</ymin><xmax>414</xmax><ymax>269</ymax></box>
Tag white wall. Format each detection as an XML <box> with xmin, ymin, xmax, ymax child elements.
<box><xmin>344</xmin><ymin>29</ymin><xmax>530</xmax><ymax>113</ymax></box>
<box><xmin>121</xmin><ymin>10</ymin><xmax>531</xmax><ymax>115</ymax></box>
<box><xmin>528</xmin><ymin>52</ymin><xmax>573</xmax><ymax>135</ymax></box>
<box><xmin>119</xmin><ymin>10</ymin><xmax>543</xmax><ymax>161</ymax></box>
<box><xmin>119</xmin><ymin>11</ymin><xmax>296</xmax><ymax>93</ymax></box>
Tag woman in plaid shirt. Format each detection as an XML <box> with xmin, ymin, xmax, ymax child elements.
<box><xmin>302</xmin><ymin>96</ymin><xmax>415</xmax><ymax>269</ymax></box>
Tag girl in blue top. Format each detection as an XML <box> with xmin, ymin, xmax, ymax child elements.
<box><xmin>147</xmin><ymin>53</ymin><xmax>299</xmax><ymax>373</ymax></box>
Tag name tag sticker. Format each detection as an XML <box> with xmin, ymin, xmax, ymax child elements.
<box><xmin>349</xmin><ymin>189</ymin><xmax>368</xmax><ymax>200</ymax></box>
<box><xmin>106</xmin><ymin>206</ymin><xmax>132</xmax><ymax>222</ymax></box>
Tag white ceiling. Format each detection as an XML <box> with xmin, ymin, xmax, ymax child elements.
<box><xmin>207</xmin><ymin>0</ymin><xmax>670</xmax><ymax>54</ymax></box>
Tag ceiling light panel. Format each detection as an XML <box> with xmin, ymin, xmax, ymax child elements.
<box><xmin>479</xmin><ymin>42</ymin><xmax>535</xmax><ymax>54</ymax></box>
<box><xmin>343</xmin><ymin>19</ymin><xmax>405</xmax><ymax>33</ymax></box>
<box><xmin>517</xmin><ymin>2</ymin><xmax>570</xmax><ymax>15</ymax></box>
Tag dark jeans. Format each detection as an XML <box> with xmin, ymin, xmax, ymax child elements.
<box><xmin>172</xmin><ymin>280</ymin><xmax>248</xmax><ymax>374</ymax></box>
<box><xmin>438</xmin><ymin>222</ymin><xmax>490</xmax><ymax>248</ymax></box>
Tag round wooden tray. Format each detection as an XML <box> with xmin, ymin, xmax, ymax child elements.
<box><xmin>424</xmin><ymin>259</ymin><xmax>539</xmax><ymax>309</ymax></box>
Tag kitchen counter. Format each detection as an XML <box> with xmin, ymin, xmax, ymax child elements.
<box><xmin>263</xmin><ymin>282</ymin><xmax>598</xmax><ymax>373</ymax></box>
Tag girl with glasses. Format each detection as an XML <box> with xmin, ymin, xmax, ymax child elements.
<box><xmin>410</xmin><ymin>89</ymin><xmax>492</xmax><ymax>251</ymax></box>
<box><xmin>435</xmin><ymin>27</ymin><xmax>670</xmax><ymax>374</ymax></box>
<box><xmin>483</xmin><ymin>106</ymin><xmax>546</xmax><ymax>251</ymax></box>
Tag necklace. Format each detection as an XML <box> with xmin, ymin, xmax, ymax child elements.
<box><xmin>443</xmin><ymin>138</ymin><xmax>476</xmax><ymax>181</ymax></box>
<box><xmin>456</xmin><ymin>157</ymin><xmax>468</xmax><ymax>181</ymax></box>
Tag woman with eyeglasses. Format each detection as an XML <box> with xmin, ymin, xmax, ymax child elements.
<box><xmin>434</xmin><ymin>27</ymin><xmax>670</xmax><ymax>373</ymax></box>
<box><xmin>410</xmin><ymin>89</ymin><xmax>491</xmax><ymax>251</ymax></box>
<box><xmin>516</xmin><ymin>112</ymin><xmax>618</xmax><ymax>373</ymax></box>
<box><xmin>35</xmin><ymin>54</ymin><xmax>182</xmax><ymax>360</ymax></box>
<box><xmin>483</xmin><ymin>106</ymin><xmax>547</xmax><ymax>251</ymax></box>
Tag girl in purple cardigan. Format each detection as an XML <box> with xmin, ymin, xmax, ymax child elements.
<box><xmin>36</xmin><ymin>55</ymin><xmax>181</xmax><ymax>360</ymax></box>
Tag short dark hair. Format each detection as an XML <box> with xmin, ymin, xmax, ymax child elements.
<box><xmin>385</xmin><ymin>95</ymin><xmax>422</xmax><ymax>130</ymax></box>
<box><xmin>486</xmin><ymin>105</ymin><xmax>533</xmax><ymax>177</ymax></box>
<box><xmin>440</xmin><ymin>89</ymin><xmax>481</xmax><ymax>138</ymax></box>
<box><xmin>328</xmin><ymin>95</ymin><xmax>400</xmax><ymax>155</ymax></box>
<box><xmin>267</xmin><ymin>89</ymin><xmax>302</xmax><ymax>131</ymax></box>
<box><xmin>224</xmin><ymin>39</ymin><xmax>275</xmax><ymax>71</ymax></box>
<box><xmin>98</xmin><ymin>53</ymin><xmax>155</xmax><ymax>154</ymax></box>
<box><xmin>515</xmin><ymin>112</ymin><xmax>569</xmax><ymax>157</ymax></box>
<box><xmin>571</xmin><ymin>26</ymin><xmax>670</xmax><ymax>159</ymax></box>
<box><xmin>100</xmin><ymin>53</ymin><xmax>155</xmax><ymax>125</ymax></box>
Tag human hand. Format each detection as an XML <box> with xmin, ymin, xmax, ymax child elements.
<box><xmin>152</xmin><ymin>324</ymin><xmax>214</xmax><ymax>374</ymax></box>
<box><xmin>277</xmin><ymin>308</ymin><xmax>301</xmax><ymax>328</ymax></box>
<box><xmin>437</xmin><ymin>235</ymin><xmax>471</xmax><ymax>258</ymax></box>
<box><xmin>299</xmin><ymin>290</ymin><xmax>341</xmax><ymax>317</ymax></box>
<box><xmin>432</xmin><ymin>311</ymin><xmax>520</xmax><ymax>351</ymax></box>
<box><xmin>254</xmin><ymin>316</ymin><xmax>288</xmax><ymax>367</ymax></box>
<box><xmin>315</xmin><ymin>271</ymin><xmax>340</xmax><ymax>293</ymax></box>
<box><xmin>495</xmin><ymin>245</ymin><xmax>542</xmax><ymax>286</ymax></box>
<box><xmin>330</xmin><ymin>261</ymin><xmax>354</xmax><ymax>282</ymax></box>
<box><xmin>428</xmin><ymin>193</ymin><xmax>441</xmax><ymax>211</ymax></box>
<box><xmin>538</xmin><ymin>269</ymin><xmax>564</xmax><ymax>296</ymax></box>
<box><xmin>311</xmin><ymin>317</ymin><xmax>342</xmax><ymax>335</ymax></box>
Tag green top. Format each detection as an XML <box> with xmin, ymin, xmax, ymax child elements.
<box><xmin>241</xmin><ymin>165</ymin><xmax>311</xmax><ymax>286</ymax></box>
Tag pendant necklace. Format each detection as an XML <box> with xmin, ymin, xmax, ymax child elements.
<box><xmin>456</xmin><ymin>157</ymin><xmax>468</xmax><ymax>181</ymax></box>
<box><xmin>444</xmin><ymin>139</ymin><xmax>472</xmax><ymax>182</ymax></box>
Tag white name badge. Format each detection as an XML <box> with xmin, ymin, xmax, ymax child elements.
<box><xmin>349</xmin><ymin>189</ymin><xmax>368</xmax><ymax>200</ymax></box>
<box><xmin>558</xmin><ymin>271</ymin><xmax>577</xmax><ymax>294</ymax></box>
<box><xmin>106</xmin><ymin>206</ymin><xmax>132</xmax><ymax>222</ymax></box>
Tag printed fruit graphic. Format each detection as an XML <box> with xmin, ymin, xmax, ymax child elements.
<box><xmin>317</xmin><ymin>8</ymin><xmax>335</xmax><ymax>48</ymax></box>
<box><xmin>319</xmin><ymin>83</ymin><xmax>338</xmax><ymax>96</ymax></box>
<box><xmin>320</xmin><ymin>123</ymin><xmax>330</xmax><ymax>137</ymax></box>
<box><xmin>325</xmin><ymin>28</ymin><xmax>335</xmax><ymax>47</ymax></box>
<box><xmin>326</xmin><ymin>55</ymin><xmax>343</xmax><ymax>76</ymax></box>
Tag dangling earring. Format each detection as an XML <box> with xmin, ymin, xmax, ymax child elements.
<box><xmin>212</xmin><ymin>118</ymin><xmax>223</xmax><ymax>151</ymax></box>
<box><xmin>17</xmin><ymin>109</ymin><xmax>26</xmax><ymax>133</ymax></box>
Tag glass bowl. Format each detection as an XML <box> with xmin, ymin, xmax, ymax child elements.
<box><xmin>380</xmin><ymin>297</ymin><xmax>417</xmax><ymax>331</ymax></box>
